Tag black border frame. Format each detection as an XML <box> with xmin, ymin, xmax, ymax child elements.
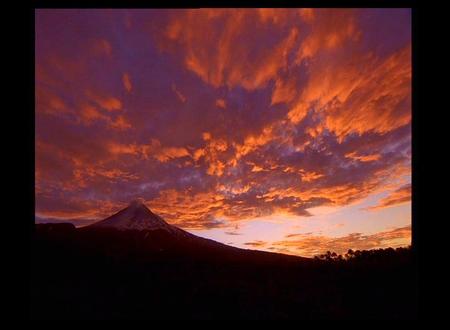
<box><xmin>23</xmin><ymin>1</ymin><xmax>422</xmax><ymax>319</ymax></box>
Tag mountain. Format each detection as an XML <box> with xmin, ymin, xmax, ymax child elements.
<box><xmin>40</xmin><ymin>199</ymin><xmax>306</xmax><ymax>264</ymax></box>
<box><xmin>88</xmin><ymin>198</ymin><xmax>188</xmax><ymax>237</ymax></box>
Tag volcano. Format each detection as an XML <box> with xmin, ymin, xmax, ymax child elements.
<box><xmin>41</xmin><ymin>199</ymin><xmax>311</xmax><ymax>261</ymax></box>
<box><xmin>39</xmin><ymin>199</ymin><xmax>309</xmax><ymax>265</ymax></box>
<box><xmin>88</xmin><ymin>198</ymin><xmax>188</xmax><ymax>237</ymax></box>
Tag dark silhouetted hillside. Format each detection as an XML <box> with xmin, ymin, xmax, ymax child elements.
<box><xmin>30</xmin><ymin>223</ymin><xmax>418</xmax><ymax>319</ymax></box>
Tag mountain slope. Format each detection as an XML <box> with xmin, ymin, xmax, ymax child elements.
<box><xmin>32</xmin><ymin>200</ymin><xmax>416</xmax><ymax>319</ymax></box>
<box><xmin>32</xmin><ymin>222</ymin><xmax>417</xmax><ymax>319</ymax></box>
<box><xmin>38</xmin><ymin>198</ymin><xmax>308</xmax><ymax>264</ymax></box>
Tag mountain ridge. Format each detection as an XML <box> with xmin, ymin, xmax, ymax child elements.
<box><xmin>37</xmin><ymin>199</ymin><xmax>310</xmax><ymax>263</ymax></box>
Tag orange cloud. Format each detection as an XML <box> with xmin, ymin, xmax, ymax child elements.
<box><xmin>202</xmin><ymin>132</ymin><xmax>212</xmax><ymax>141</ymax></box>
<box><xmin>193</xmin><ymin>148</ymin><xmax>206</xmax><ymax>161</ymax></box>
<box><xmin>92</xmin><ymin>39</ymin><xmax>112</xmax><ymax>57</ymax></box>
<box><xmin>298</xmin><ymin>8</ymin><xmax>315</xmax><ymax>23</ymax></box>
<box><xmin>122</xmin><ymin>73</ymin><xmax>132</xmax><ymax>92</ymax></box>
<box><xmin>251</xmin><ymin>165</ymin><xmax>264</xmax><ymax>172</ymax></box>
<box><xmin>259</xmin><ymin>171</ymin><xmax>393</xmax><ymax>211</ymax></box>
<box><xmin>295</xmin><ymin>9</ymin><xmax>360</xmax><ymax>63</ymax></box>
<box><xmin>108</xmin><ymin>142</ymin><xmax>143</xmax><ymax>156</ymax></box>
<box><xmin>108</xmin><ymin>140</ymin><xmax>190</xmax><ymax>163</ymax></box>
<box><xmin>109</xmin><ymin>115</ymin><xmax>132</xmax><ymax>130</ymax></box>
<box><xmin>154</xmin><ymin>146</ymin><xmax>190</xmax><ymax>163</ymax></box>
<box><xmin>216</xmin><ymin>98</ymin><xmax>226</xmax><ymax>109</ymax></box>
<box><xmin>79</xmin><ymin>104</ymin><xmax>105</xmax><ymax>123</ymax></box>
<box><xmin>95</xmin><ymin>96</ymin><xmax>122</xmax><ymax>112</ymax></box>
<box><xmin>257</xmin><ymin>9</ymin><xmax>293</xmax><ymax>25</ymax></box>
<box><xmin>271</xmin><ymin>75</ymin><xmax>300</xmax><ymax>106</ymax></box>
<box><xmin>367</xmin><ymin>184</ymin><xmax>411</xmax><ymax>211</ymax></box>
<box><xmin>36</xmin><ymin>85</ymin><xmax>71</xmax><ymax>116</ymax></box>
<box><xmin>207</xmin><ymin>160</ymin><xmax>225</xmax><ymax>177</ymax></box>
<box><xmin>271</xmin><ymin>226</ymin><xmax>411</xmax><ymax>257</ymax></box>
<box><xmin>300</xmin><ymin>170</ymin><xmax>324</xmax><ymax>183</ymax></box>
<box><xmin>195</xmin><ymin>133</ymin><xmax>229</xmax><ymax>176</ymax></box>
<box><xmin>233</xmin><ymin>125</ymin><xmax>275</xmax><ymax>162</ymax></box>
<box><xmin>244</xmin><ymin>240</ymin><xmax>267</xmax><ymax>247</ymax></box>
<box><xmin>323</xmin><ymin>46</ymin><xmax>411</xmax><ymax>138</ymax></box>
<box><xmin>172</xmin><ymin>83</ymin><xmax>186</xmax><ymax>103</ymax></box>
<box><xmin>345</xmin><ymin>151</ymin><xmax>381</xmax><ymax>162</ymax></box>
<box><xmin>286</xmin><ymin>44</ymin><xmax>411</xmax><ymax>140</ymax></box>
<box><xmin>148</xmin><ymin>189</ymin><xmax>227</xmax><ymax>229</ymax></box>
<box><xmin>74</xmin><ymin>166</ymin><xmax>138</xmax><ymax>185</ymax></box>
<box><xmin>164</xmin><ymin>9</ymin><xmax>300</xmax><ymax>90</ymax></box>
<box><xmin>79</xmin><ymin>104</ymin><xmax>131</xmax><ymax>130</ymax></box>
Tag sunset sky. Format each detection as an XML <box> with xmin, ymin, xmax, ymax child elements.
<box><xmin>35</xmin><ymin>9</ymin><xmax>411</xmax><ymax>257</ymax></box>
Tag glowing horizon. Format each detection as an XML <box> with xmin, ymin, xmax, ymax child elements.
<box><xmin>35</xmin><ymin>9</ymin><xmax>411</xmax><ymax>257</ymax></box>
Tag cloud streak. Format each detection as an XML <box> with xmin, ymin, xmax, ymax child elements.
<box><xmin>271</xmin><ymin>226</ymin><xmax>411</xmax><ymax>257</ymax></box>
<box><xmin>367</xmin><ymin>184</ymin><xmax>411</xmax><ymax>211</ymax></box>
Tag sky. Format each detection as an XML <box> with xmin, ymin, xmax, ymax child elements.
<box><xmin>35</xmin><ymin>9</ymin><xmax>412</xmax><ymax>257</ymax></box>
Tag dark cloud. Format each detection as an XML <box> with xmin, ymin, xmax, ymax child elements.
<box><xmin>244</xmin><ymin>240</ymin><xmax>268</xmax><ymax>247</ymax></box>
<box><xmin>224</xmin><ymin>232</ymin><xmax>242</xmax><ymax>236</ymax></box>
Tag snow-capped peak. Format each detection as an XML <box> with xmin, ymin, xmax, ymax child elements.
<box><xmin>90</xmin><ymin>199</ymin><xmax>179</xmax><ymax>233</ymax></box>
<box><xmin>129</xmin><ymin>197</ymin><xmax>146</xmax><ymax>207</ymax></box>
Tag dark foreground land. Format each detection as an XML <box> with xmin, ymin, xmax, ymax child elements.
<box><xmin>30</xmin><ymin>223</ymin><xmax>418</xmax><ymax>319</ymax></box>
